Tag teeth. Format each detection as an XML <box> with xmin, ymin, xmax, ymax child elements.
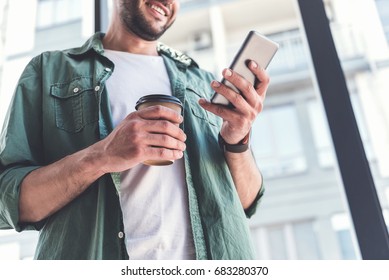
<box><xmin>150</xmin><ymin>4</ymin><xmax>166</xmax><ymax>16</ymax></box>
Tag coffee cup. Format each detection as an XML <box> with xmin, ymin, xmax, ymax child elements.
<box><xmin>135</xmin><ymin>94</ymin><xmax>183</xmax><ymax>166</ymax></box>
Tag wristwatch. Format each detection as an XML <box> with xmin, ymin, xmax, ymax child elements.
<box><xmin>218</xmin><ymin>131</ymin><xmax>250</xmax><ymax>153</ymax></box>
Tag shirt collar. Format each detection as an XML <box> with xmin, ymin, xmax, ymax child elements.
<box><xmin>66</xmin><ymin>32</ymin><xmax>198</xmax><ymax>69</ymax></box>
<box><xmin>67</xmin><ymin>32</ymin><xmax>105</xmax><ymax>56</ymax></box>
<box><xmin>157</xmin><ymin>42</ymin><xmax>198</xmax><ymax>68</ymax></box>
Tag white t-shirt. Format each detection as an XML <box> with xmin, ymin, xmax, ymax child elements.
<box><xmin>104</xmin><ymin>50</ymin><xmax>195</xmax><ymax>260</ymax></box>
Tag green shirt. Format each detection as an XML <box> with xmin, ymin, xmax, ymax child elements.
<box><xmin>0</xmin><ymin>33</ymin><xmax>264</xmax><ymax>260</ymax></box>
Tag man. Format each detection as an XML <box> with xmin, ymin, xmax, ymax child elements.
<box><xmin>0</xmin><ymin>0</ymin><xmax>268</xmax><ymax>259</ymax></box>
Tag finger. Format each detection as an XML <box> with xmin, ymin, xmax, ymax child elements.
<box><xmin>146</xmin><ymin>147</ymin><xmax>184</xmax><ymax>161</ymax></box>
<box><xmin>134</xmin><ymin>105</ymin><xmax>183</xmax><ymax>124</ymax></box>
<box><xmin>249</xmin><ymin>61</ymin><xmax>270</xmax><ymax>96</ymax></box>
<box><xmin>221</xmin><ymin>62</ymin><xmax>270</xmax><ymax>106</ymax></box>
<box><xmin>198</xmin><ymin>98</ymin><xmax>241</xmax><ymax>123</ymax></box>
<box><xmin>220</xmin><ymin>67</ymin><xmax>258</xmax><ymax>107</ymax></box>
<box><xmin>210</xmin><ymin>79</ymin><xmax>251</xmax><ymax>113</ymax></box>
<box><xmin>145</xmin><ymin>133</ymin><xmax>186</xmax><ymax>151</ymax></box>
<box><xmin>144</xmin><ymin>120</ymin><xmax>187</xmax><ymax>142</ymax></box>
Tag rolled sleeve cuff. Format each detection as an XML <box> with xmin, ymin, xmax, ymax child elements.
<box><xmin>0</xmin><ymin>166</ymin><xmax>43</xmax><ymax>232</ymax></box>
<box><xmin>244</xmin><ymin>183</ymin><xmax>265</xmax><ymax>218</ymax></box>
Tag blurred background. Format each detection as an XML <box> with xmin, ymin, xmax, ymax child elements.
<box><xmin>0</xmin><ymin>0</ymin><xmax>389</xmax><ymax>260</ymax></box>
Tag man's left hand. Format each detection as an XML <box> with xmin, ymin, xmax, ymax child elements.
<box><xmin>199</xmin><ymin>60</ymin><xmax>270</xmax><ymax>145</ymax></box>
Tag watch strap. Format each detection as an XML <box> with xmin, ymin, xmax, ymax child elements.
<box><xmin>218</xmin><ymin>132</ymin><xmax>250</xmax><ymax>153</ymax></box>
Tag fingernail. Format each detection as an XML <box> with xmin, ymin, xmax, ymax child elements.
<box><xmin>199</xmin><ymin>98</ymin><xmax>208</xmax><ymax>105</ymax></box>
<box><xmin>250</xmin><ymin>61</ymin><xmax>258</xmax><ymax>69</ymax></box>
<box><xmin>224</xmin><ymin>69</ymin><xmax>232</xmax><ymax>77</ymax></box>
<box><xmin>212</xmin><ymin>80</ymin><xmax>221</xmax><ymax>87</ymax></box>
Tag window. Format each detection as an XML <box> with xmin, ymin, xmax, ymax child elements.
<box><xmin>267</xmin><ymin>30</ymin><xmax>309</xmax><ymax>75</ymax></box>
<box><xmin>293</xmin><ymin>221</ymin><xmax>322</xmax><ymax>259</ymax></box>
<box><xmin>36</xmin><ymin>0</ymin><xmax>82</xmax><ymax>29</ymax></box>
<box><xmin>331</xmin><ymin>214</ymin><xmax>358</xmax><ymax>260</ymax></box>
<box><xmin>376</xmin><ymin>0</ymin><xmax>389</xmax><ymax>44</ymax></box>
<box><xmin>307</xmin><ymin>99</ymin><xmax>336</xmax><ymax>168</ymax></box>
<box><xmin>251</xmin><ymin>104</ymin><xmax>307</xmax><ymax>178</ymax></box>
<box><xmin>268</xmin><ymin>226</ymin><xmax>288</xmax><ymax>259</ymax></box>
<box><xmin>255</xmin><ymin>220</ymin><xmax>322</xmax><ymax>260</ymax></box>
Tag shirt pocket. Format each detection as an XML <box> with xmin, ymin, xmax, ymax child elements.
<box><xmin>185</xmin><ymin>85</ymin><xmax>220</xmax><ymax>127</ymax></box>
<box><xmin>50</xmin><ymin>77</ymin><xmax>99</xmax><ymax>133</ymax></box>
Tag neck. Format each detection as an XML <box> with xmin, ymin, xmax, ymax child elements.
<box><xmin>103</xmin><ymin>24</ymin><xmax>159</xmax><ymax>56</ymax></box>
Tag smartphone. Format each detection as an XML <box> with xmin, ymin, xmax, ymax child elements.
<box><xmin>211</xmin><ymin>30</ymin><xmax>279</xmax><ymax>106</ymax></box>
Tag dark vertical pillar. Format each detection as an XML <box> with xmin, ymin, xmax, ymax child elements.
<box><xmin>95</xmin><ymin>0</ymin><xmax>109</xmax><ymax>32</ymax></box>
<box><xmin>297</xmin><ymin>0</ymin><xmax>389</xmax><ymax>259</ymax></box>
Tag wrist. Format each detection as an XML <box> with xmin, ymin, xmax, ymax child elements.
<box><xmin>79</xmin><ymin>144</ymin><xmax>107</xmax><ymax>177</ymax></box>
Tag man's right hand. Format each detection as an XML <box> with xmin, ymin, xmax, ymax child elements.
<box><xmin>94</xmin><ymin>105</ymin><xmax>187</xmax><ymax>174</ymax></box>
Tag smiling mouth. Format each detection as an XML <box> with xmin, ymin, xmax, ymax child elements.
<box><xmin>146</xmin><ymin>2</ymin><xmax>168</xmax><ymax>17</ymax></box>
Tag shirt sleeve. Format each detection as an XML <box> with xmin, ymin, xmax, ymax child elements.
<box><xmin>0</xmin><ymin>57</ymin><xmax>46</xmax><ymax>232</ymax></box>
<box><xmin>244</xmin><ymin>182</ymin><xmax>265</xmax><ymax>218</ymax></box>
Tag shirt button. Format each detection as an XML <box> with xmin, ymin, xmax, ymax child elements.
<box><xmin>118</xmin><ymin>232</ymin><xmax>124</xmax><ymax>239</ymax></box>
<box><xmin>94</xmin><ymin>85</ymin><xmax>100</xmax><ymax>92</ymax></box>
<box><xmin>73</xmin><ymin>87</ymin><xmax>79</xmax><ymax>93</ymax></box>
